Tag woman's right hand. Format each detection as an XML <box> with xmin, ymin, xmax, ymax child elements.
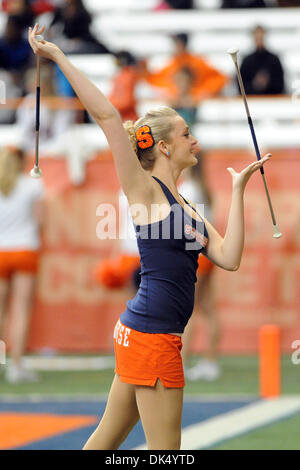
<box><xmin>28</xmin><ymin>24</ymin><xmax>62</xmax><ymax>62</ymax></box>
<box><xmin>226</xmin><ymin>153</ymin><xmax>271</xmax><ymax>191</ymax></box>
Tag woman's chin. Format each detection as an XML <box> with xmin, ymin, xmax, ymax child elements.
<box><xmin>182</xmin><ymin>153</ymin><xmax>198</xmax><ymax>169</ymax></box>
<box><xmin>189</xmin><ymin>154</ymin><xmax>199</xmax><ymax>166</ymax></box>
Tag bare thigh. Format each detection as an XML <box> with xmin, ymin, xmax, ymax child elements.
<box><xmin>135</xmin><ymin>379</ymin><xmax>183</xmax><ymax>450</ymax></box>
<box><xmin>10</xmin><ymin>273</ymin><xmax>36</xmax><ymax>316</ymax></box>
<box><xmin>0</xmin><ymin>278</ymin><xmax>9</xmax><ymax>336</ymax></box>
<box><xmin>83</xmin><ymin>374</ymin><xmax>140</xmax><ymax>450</ymax></box>
<box><xmin>9</xmin><ymin>273</ymin><xmax>36</xmax><ymax>358</ymax></box>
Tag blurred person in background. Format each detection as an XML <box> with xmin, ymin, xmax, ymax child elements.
<box><xmin>15</xmin><ymin>63</ymin><xmax>89</xmax><ymax>184</ymax></box>
<box><xmin>49</xmin><ymin>0</ymin><xmax>111</xmax><ymax>54</ymax></box>
<box><xmin>0</xmin><ymin>146</ymin><xmax>44</xmax><ymax>383</ymax></box>
<box><xmin>169</xmin><ymin>66</ymin><xmax>197</xmax><ymax>129</ymax></box>
<box><xmin>109</xmin><ymin>50</ymin><xmax>140</xmax><ymax>123</ymax></box>
<box><xmin>94</xmin><ymin>189</ymin><xmax>141</xmax><ymax>296</ymax></box>
<box><xmin>179</xmin><ymin>156</ymin><xmax>220</xmax><ymax>381</ymax></box>
<box><xmin>16</xmin><ymin>63</ymin><xmax>76</xmax><ymax>152</ymax></box>
<box><xmin>2</xmin><ymin>0</ymin><xmax>35</xmax><ymax>30</ymax></box>
<box><xmin>0</xmin><ymin>15</ymin><xmax>32</xmax><ymax>87</ymax></box>
<box><xmin>141</xmin><ymin>33</ymin><xmax>228</xmax><ymax>104</ymax></box>
<box><xmin>221</xmin><ymin>0</ymin><xmax>266</xmax><ymax>7</ymax></box>
<box><xmin>30</xmin><ymin>0</ymin><xmax>56</xmax><ymax>16</ymax></box>
<box><xmin>239</xmin><ymin>25</ymin><xmax>285</xmax><ymax>95</ymax></box>
<box><xmin>0</xmin><ymin>15</ymin><xmax>32</xmax><ymax>123</ymax></box>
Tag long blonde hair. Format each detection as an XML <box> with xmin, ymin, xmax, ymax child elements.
<box><xmin>124</xmin><ymin>106</ymin><xmax>178</xmax><ymax>170</ymax></box>
<box><xmin>0</xmin><ymin>147</ymin><xmax>24</xmax><ymax>196</ymax></box>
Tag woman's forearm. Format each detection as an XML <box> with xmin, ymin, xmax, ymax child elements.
<box><xmin>205</xmin><ymin>155</ymin><xmax>271</xmax><ymax>271</ymax></box>
<box><xmin>54</xmin><ymin>51</ymin><xmax>117</xmax><ymax>122</ymax></box>
<box><xmin>221</xmin><ymin>186</ymin><xmax>245</xmax><ymax>270</ymax></box>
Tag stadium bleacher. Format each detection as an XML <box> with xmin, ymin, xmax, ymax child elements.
<box><xmin>0</xmin><ymin>4</ymin><xmax>299</xmax><ymax>150</ymax></box>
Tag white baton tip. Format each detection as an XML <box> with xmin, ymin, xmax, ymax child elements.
<box><xmin>273</xmin><ymin>224</ymin><xmax>282</xmax><ymax>239</ymax></box>
<box><xmin>30</xmin><ymin>167</ymin><xmax>42</xmax><ymax>178</ymax></box>
<box><xmin>36</xmin><ymin>34</ymin><xmax>44</xmax><ymax>42</ymax></box>
<box><xmin>227</xmin><ymin>47</ymin><xmax>239</xmax><ymax>55</ymax></box>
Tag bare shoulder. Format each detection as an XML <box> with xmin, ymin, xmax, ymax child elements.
<box><xmin>125</xmin><ymin>171</ymin><xmax>155</xmax><ymax>206</ymax></box>
<box><xmin>125</xmin><ymin>174</ymin><xmax>172</xmax><ymax>226</ymax></box>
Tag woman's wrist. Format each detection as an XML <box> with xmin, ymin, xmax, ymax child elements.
<box><xmin>232</xmin><ymin>183</ymin><xmax>245</xmax><ymax>195</ymax></box>
<box><xmin>53</xmin><ymin>48</ymin><xmax>65</xmax><ymax>64</ymax></box>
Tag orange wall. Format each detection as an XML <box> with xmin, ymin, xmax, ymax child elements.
<box><xmin>25</xmin><ymin>150</ymin><xmax>300</xmax><ymax>354</ymax></box>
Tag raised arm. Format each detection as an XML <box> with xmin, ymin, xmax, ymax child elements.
<box><xmin>28</xmin><ymin>24</ymin><xmax>151</xmax><ymax>198</ymax></box>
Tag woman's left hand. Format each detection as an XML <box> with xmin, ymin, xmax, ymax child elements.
<box><xmin>28</xmin><ymin>24</ymin><xmax>62</xmax><ymax>62</ymax></box>
<box><xmin>227</xmin><ymin>153</ymin><xmax>271</xmax><ymax>191</ymax></box>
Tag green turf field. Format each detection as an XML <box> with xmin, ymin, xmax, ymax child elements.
<box><xmin>0</xmin><ymin>354</ymin><xmax>299</xmax><ymax>450</ymax></box>
<box><xmin>211</xmin><ymin>413</ymin><xmax>300</xmax><ymax>450</ymax></box>
<box><xmin>0</xmin><ymin>355</ymin><xmax>298</xmax><ymax>395</ymax></box>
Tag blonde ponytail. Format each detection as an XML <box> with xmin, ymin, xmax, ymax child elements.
<box><xmin>123</xmin><ymin>106</ymin><xmax>178</xmax><ymax>171</ymax></box>
<box><xmin>123</xmin><ymin>120</ymin><xmax>139</xmax><ymax>158</ymax></box>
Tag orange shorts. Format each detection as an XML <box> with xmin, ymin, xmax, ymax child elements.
<box><xmin>197</xmin><ymin>254</ymin><xmax>214</xmax><ymax>275</ymax></box>
<box><xmin>114</xmin><ymin>320</ymin><xmax>185</xmax><ymax>388</ymax></box>
<box><xmin>94</xmin><ymin>254</ymin><xmax>140</xmax><ymax>289</ymax></box>
<box><xmin>0</xmin><ymin>250</ymin><xmax>40</xmax><ymax>279</ymax></box>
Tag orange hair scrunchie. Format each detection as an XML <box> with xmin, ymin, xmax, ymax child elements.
<box><xmin>136</xmin><ymin>125</ymin><xmax>155</xmax><ymax>150</ymax></box>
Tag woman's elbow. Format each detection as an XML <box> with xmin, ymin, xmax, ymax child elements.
<box><xmin>219</xmin><ymin>259</ymin><xmax>240</xmax><ymax>271</ymax></box>
<box><xmin>227</xmin><ymin>263</ymin><xmax>240</xmax><ymax>272</ymax></box>
<box><xmin>95</xmin><ymin>107</ymin><xmax>120</xmax><ymax>124</ymax></box>
<box><xmin>210</xmin><ymin>258</ymin><xmax>240</xmax><ymax>272</ymax></box>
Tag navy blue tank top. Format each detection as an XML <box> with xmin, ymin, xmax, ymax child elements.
<box><xmin>120</xmin><ymin>176</ymin><xmax>209</xmax><ymax>334</ymax></box>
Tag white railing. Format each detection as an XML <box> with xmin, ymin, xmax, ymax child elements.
<box><xmin>1</xmin><ymin>96</ymin><xmax>299</xmax><ymax>151</ymax></box>
<box><xmin>95</xmin><ymin>9</ymin><xmax>300</xmax><ymax>34</ymax></box>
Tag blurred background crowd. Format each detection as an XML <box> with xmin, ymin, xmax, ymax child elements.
<box><xmin>0</xmin><ymin>0</ymin><xmax>296</xmax><ymax>177</ymax></box>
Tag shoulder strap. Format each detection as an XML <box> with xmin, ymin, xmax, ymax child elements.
<box><xmin>152</xmin><ymin>176</ymin><xmax>178</xmax><ymax>206</ymax></box>
<box><xmin>180</xmin><ymin>193</ymin><xmax>204</xmax><ymax>222</ymax></box>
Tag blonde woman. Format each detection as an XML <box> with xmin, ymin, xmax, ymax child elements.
<box><xmin>29</xmin><ymin>24</ymin><xmax>271</xmax><ymax>450</ymax></box>
<box><xmin>0</xmin><ymin>146</ymin><xmax>44</xmax><ymax>383</ymax></box>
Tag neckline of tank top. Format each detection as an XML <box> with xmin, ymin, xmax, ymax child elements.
<box><xmin>153</xmin><ymin>175</ymin><xmax>205</xmax><ymax>223</ymax></box>
<box><xmin>133</xmin><ymin>176</ymin><xmax>205</xmax><ymax>228</ymax></box>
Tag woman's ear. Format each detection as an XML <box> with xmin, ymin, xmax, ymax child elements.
<box><xmin>157</xmin><ymin>140</ymin><xmax>170</xmax><ymax>158</ymax></box>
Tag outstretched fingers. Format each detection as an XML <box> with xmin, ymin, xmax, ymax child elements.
<box><xmin>247</xmin><ymin>153</ymin><xmax>271</xmax><ymax>174</ymax></box>
<box><xmin>28</xmin><ymin>24</ymin><xmax>46</xmax><ymax>52</ymax></box>
<box><xmin>258</xmin><ymin>153</ymin><xmax>272</xmax><ymax>164</ymax></box>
